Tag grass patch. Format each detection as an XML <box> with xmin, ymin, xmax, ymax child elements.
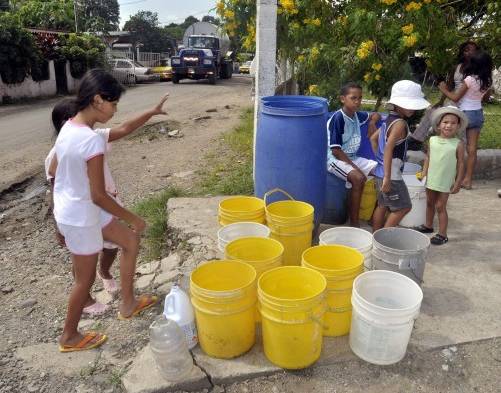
<box><xmin>132</xmin><ymin>187</ymin><xmax>185</xmax><ymax>260</ymax></box>
<box><xmin>197</xmin><ymin>107</ymin><xmax>254</xmax><ymax>196</ymax></box>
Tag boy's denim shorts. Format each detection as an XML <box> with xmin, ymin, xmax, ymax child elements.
<box><xmin>375</xmin><ymin>177</ymin><xmax>412</xmax><ymax>212</ymax></box>
<box><xmin>463</xmin><ymin>109</ymin><xmax>484</xmax><ymax>130</ymax></box>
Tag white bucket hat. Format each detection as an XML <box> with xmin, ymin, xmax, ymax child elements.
<box><xmin>430</xmin><ymin>106</ymin><xmax>469</xmax><ymax>135</ymax></box>
<box><xmin>387</xmin><ymin>80</ymin><xmax>430</xmax><ymax>110</ymax></box>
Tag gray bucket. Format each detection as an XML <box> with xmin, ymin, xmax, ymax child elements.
<box><xmin>372</xmin><ymin>228</ymin><xmax>430</xmax><ymax>285</ymax></box>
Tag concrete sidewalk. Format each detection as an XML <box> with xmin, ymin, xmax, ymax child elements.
<box><xmin>122</xmin><ymin>180</ymin><xmax>501</xmax><ymax>393</ymax></box>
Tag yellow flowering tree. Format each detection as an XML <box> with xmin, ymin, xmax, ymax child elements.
<box><xmin>216</xmin><ymin>0</ymin><xmax>499</xmax><ymax>108</ymax></box>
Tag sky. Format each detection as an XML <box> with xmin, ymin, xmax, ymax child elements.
<box><xmin>119</xmin><ymin>0</ymin><xmax>217</xmax><ymax>27</ymax></box>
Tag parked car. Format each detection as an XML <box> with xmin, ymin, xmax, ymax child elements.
<box><xmin>151</xmin><ymin>59</ymin><xmax>172</xmax><ymax>81</ymax></box>
<box><xmin>110</xmin><ymin>59</ymin><xmax>159</xmax><ymax>83</ymax></box>
<box><xmin>239</xmin><ymin>60</ymin><xmax>252</xmax><ymax>74</ymax></box>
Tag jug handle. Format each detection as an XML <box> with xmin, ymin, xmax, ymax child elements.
<box><xmin>263</xmin><ymin>188</ymin><xmax>295</xmax><ymax>206</ymax></box>
<box><xmin>165</xmin><ymin>294</ymin><xmax>176</xmax><ymax>314</ymax></box>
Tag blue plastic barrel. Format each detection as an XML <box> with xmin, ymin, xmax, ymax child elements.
<box><xmin>255</xmin><ymin>96</ymin><xmax>328</xmax><ymax>225</ymax></box>
<box><xmin>323</xmin><ymin>172</ymin><xmax>348</xmax><ymax>225</ymax></box>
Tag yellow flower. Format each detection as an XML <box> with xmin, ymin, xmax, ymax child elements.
<box><xmin>280</xmin><ymin>0</ymin><xmax>298</xmax><ymax>15</ymax></box>
<box><xmin>337</xmin><ymin>16</ymin><xmax>348</xmax><ymax>25</ymax></box>
<box><xmin>308</xmin><ymin>85</ymin><xmax>319</xmax><ymax>95</ymax></box>
<box><xmin>403</xmin><ymin>33</ymin><xmax>418</xmax><ymax>47</ymax></box>
<box><xmin>357</xmin><ymin>40</ymin><xmax>375</xmax><ymax>59</ymax></box>
<box><xmin>375</xmin><ymin>74</ymin><xmax>381</xmax><ymax>81</ymax></box>
<box><xmin>423</xmin><ymin>0</ymin><xmax>431</xmax><ymax>3</ymax></box>
<box><xmin>425</xmin><ymin>59</ymin><xmax>432</xmax><ymax>67</ymax></box>
<box><xmin>224</xmin><ymin>9</ymin><xmax>235</xmax><ymax>19</ymax></box>
<box><xmin>380</xmin><ymin>0</ymin><xmax>397</xmax><ymax>4</ymax></box>
<box><xmin>364</xmin><ymin>73</ymin><xmax>371</xmax><ymax>82</ymax></box>
<box><xmin>405</xmin><ymin>1</ymin><xmax>422</xmax><ymax>11</ymax></box>
<box><xmin>216</xmin><ymin>1</ymin><xmax>225</xmax><ymax>15</ymax></box>
<box><xmin>311</xmin><ymin>46</ymin><xmax>320</xmax><ymax>60</ymax></box>
<box><xmin>372</xmin><ymin>63</ymin><xmax>382</xmax><ymax>71</ymax></box>
<box><xmin>401</xmin><ymin>23</ymin><xmax>414</xmax><ymax>34</ymax></box>
<box><xmin>311</xmin><ymin>18</ymin><xmax>321</xmax><ymax>26</ymax></box>
<box><xmin>297</xmin><ymin>54</ymin><xmax>305</xmax><ymax>63</ymax></box>
<box><xmin>291</xmin><ymin>22</ymin><xmax>300</xmax><ymax>29</ymax></box>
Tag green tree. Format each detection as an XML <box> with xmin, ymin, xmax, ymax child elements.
<box><xmin>180</xmin><ymin>15</ymin><xmax>199</xmax><ymax>29</ymax></box>
<box><xmin>16</xmin><ymin>0</ymin><xmax>74</xmax><ymax>31</ymax></box>
<box><xmin>124</xmin><ymin>10</ymin><xmax>172</xmax><ymax>53</ymax></box>
<box><xmin>163</xmin><ymin>23</ymin><xmax>184</xmax><ymax>41</ymax></box>
<box><xmin>78</xmin><ymin>0</ymin><xmax>120</xmax><ymax>33</ymax></box>
<box><xmin>217</xmin><ymin>0</ymin><xmax>499</xmax><ymax>109</ymax></box>
<box><xmin>59</xmin><ymin>32</ymin><xmax>106</xmax><ymax>77</ymax></box>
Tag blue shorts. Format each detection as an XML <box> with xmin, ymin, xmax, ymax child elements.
<box><xmin>463</xmin><ymin>109</ymin><xmax>484</xmax><ymax>130</ymax></box>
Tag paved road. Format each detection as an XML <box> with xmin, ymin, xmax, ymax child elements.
<box><xmin>0</xmin><ymin>75</ymin><xmax>253</xmax><ymax>192</ymax></box>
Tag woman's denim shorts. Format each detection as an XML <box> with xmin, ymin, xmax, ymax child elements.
<box><xmin>463</xmin><ymin>109</ymin><xmax>484</xmax><ymax>130</ymax></box>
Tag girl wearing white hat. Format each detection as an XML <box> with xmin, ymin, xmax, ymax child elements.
<box><xmin>371</xmin><ymin>80</ymin><xmax>430</xmax><ymax>230</ymax></box>
<box><xmin>416</xmin><ymin>106</ymin><xmax>467</xmax><ymax>245</ymax></box>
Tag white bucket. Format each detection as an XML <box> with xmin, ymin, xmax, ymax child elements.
<box><xmin>349</xmin><ymin>270</ymin><xmax>423</xmax><ymax>365</ymax></box>
<box><xmin>217</xmin><ymin>222</ymin><xmax>270</xmax><ymax>252</ymax></box>
<box><xmin>402</xmin><ymin>162</ymin><xmax>422</xmax><ymax>175</ymax></box>
<box><xmin>372</xmin><ymin>227</ymin><xmax>430</xmax><ymax>285</ymax></box>
<box><xmin>319</xmin><ymin>227</ymin><xmax>373</xmax><ymax>271</ymax></box>
<box><xmin>400</xmin><ymin>174</ymin><xmax>426</xmax><ymax>228</ymax></box>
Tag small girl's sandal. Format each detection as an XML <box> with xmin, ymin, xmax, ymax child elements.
<box><xmin>415</xmin><ymin>225</ymin><xmax>434</xmax><ymax>233</ymax></box>
<box><xmin>431</xmin><ymin>234</ymin><xmax>448</xmax><ymax>245</ymax></box>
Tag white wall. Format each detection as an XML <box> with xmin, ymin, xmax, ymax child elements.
<box><xmin>0</xmin><ymin>61</ymin><xmax>57</xmax><ymax>103</ymax></box>
<box><xmin>66</xmin><ymin>62</ymin><xmax>81</xmax><ymax>94</ymax></box>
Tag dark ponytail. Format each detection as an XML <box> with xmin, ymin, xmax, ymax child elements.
<box><xmin>75</xmin><ymin>68</ymin><xmax>125</xmax><ymax>112</ymax></box>
<box><xmin>51</xmin><ymin>98</ymin><xmax>78</xmax><ymax>135</ymax></box>
<box><xmin>463</xmin><ymin>51</ymin><xmax>493</xmax><ymax>92</ymax></box>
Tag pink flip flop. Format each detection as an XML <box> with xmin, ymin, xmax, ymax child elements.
<box><xmin>98</xmin><ymin>272</ymin><xmax>120</xmax><ymax>295</ymax></box>
<box><xmin>83</xmin><ymin>302</ymin><xmax>110</xmax><ymax>316</ymax></box>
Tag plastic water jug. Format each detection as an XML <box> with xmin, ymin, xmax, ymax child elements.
<box><xmin>164</xmin><ymin>285</ymin><xmax>198</xmax><ymax>349</ymax></box>
<box><xmin>149</xmin><ymin>315</ymin><xmax>193</xmax><ymax>381</ymax></box>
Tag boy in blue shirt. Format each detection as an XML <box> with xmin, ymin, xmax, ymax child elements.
<box><xmin>327</xmin><ymin>82</ymin><xmax>380</xmax><ymax>227</ymax></box>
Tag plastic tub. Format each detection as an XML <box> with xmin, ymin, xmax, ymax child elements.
<box><xmin>190</xmin><ymin>260</ymin><xmax>257</xmax><ymax>358</ymax></box>
<box><xmin>217</xmin><ymin>222</ymin><xmax>270</xmax><ymax>252</ymax></box>
<box><xmin>319</xmin><ymin>227</ymin><xmax>373</xmax><ymax>271</ymax></box>
<box><xmin>372</xmin><ymin>227</ymin><xmax>430</xmax><ymax>285</ymax></box>
<box><xmin>349</xmin><ymin>270</ymin><xmax>423</xmax><ymax>365</ymax></box>
<box><xmin>302</xmin><ymin>245</ymin><xmax>364</xmax><ymax>336</ymax></box>
<box><xmin>400</xmin><ymin>174</ymin><xmax>427</xmax><ymax>228</ymax></box>
<box><xmin>258</xmin><ymin>266</ymin><xmax>327</xmax><ymax>369</ymax></box>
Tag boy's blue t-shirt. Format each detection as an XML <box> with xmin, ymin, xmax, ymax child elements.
<box><xmin>327</xmin><ymin>109</ymin><xmax>370</xmax><ymax>166</ymax></box>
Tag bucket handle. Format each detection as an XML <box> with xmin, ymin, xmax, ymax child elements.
<box><xmin>263</xmin><ymin>188</ymin><xmax>295</xmax><ymax>207</ymax></box>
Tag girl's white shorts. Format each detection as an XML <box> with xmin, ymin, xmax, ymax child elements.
<box><xmin>57</xmin><ymin>214</ymin><xmax>115</xmax><ymax>256</ymax></box>
<box><xmin>57</xmin><ymin>222</ymin><xmax>104</xmax><ymax>256</ymax></box>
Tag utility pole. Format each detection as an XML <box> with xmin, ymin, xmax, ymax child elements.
<box><xmin>253</xmin><ymin>0</ymin><xmax>277</xmax><ymax>179</ymax></box>
<box><xmin>73</xmin><ymin>0</ymin><xmax>78</xmax><ymax>33</ymax></box>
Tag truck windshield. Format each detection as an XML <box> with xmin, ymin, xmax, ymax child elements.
<box><xmin>188</xmin><ymin>36</ymin><xmax>219</xmax><ymax>50</ymax></box>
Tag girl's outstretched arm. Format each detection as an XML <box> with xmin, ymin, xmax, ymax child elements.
<box><xmin>87</xmin><ymin>155</ymin><xmax>146</xmax><ymax>233</ymax></box>
<box><xmin>438</xmin><ymin>82</ymin><xmax>467</xmax><ymax>103</ymax></box>
<box><xmin>108</xmin><ymin>93</ymin><xmax>169</xmax><ymax>142</ymax></box>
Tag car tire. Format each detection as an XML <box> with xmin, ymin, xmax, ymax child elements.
<box><xmin>172</xmin><ymin>75</ymin><xmax>179</xmax><ymax>84</ymax></box>
<box><xmin>208</xmin><ymin>75</ymin><xmax>216</xmax><ymax>85</ymax></box>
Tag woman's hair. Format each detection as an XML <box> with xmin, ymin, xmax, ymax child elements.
<box><xmin>51</xmin><ymin>98</ymin><xmax>78</xmax><ymax>134</ymax></box>
<box><xmin>463</xmin><ymin>51</ymin><xmax>493</xmax><ymax>91</ymax></box>
<box><xmin>457</xmin><ymin>41</ymin><xmax>479</xmax><ymax>64</ymax></box>
<box><xmin>74</xmin><ymin>68</ymin><xmax>125</xmax><ymax>112</ymax></box>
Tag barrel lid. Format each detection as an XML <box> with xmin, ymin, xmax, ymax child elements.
<box><xmin>260</xmin><ymin>97</ymin><xmax>326</xmax><ymax>117</ymax></box>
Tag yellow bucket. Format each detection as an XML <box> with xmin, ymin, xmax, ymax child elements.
<box><xmin>218</xmin><ymin>196</ymin><xmax>265</xmax><ymax>226</ymax></box>
<box><xmin>264</xmin><ymin>189</ymin><xmax>314</xmax><ymax>266</ymax></box>
<box><xmin>258</xmin><ymin>266</ymin><xmax>327</xmax><ymax>369</ymax></box>
<box><xmin>190</xmin><ymin>260</ymin><xmax>257</xmax><ymax>358</ymax></box>
<box><xmin>301</xmin><ymin>245</ymin><xmax>364</xmax><ymax>337</ymax></box>
<box><xmin>226</xmin><ymin>236</ymin><xmax>284</xmax><ymax>321</ymax></box>
<box><xmin>359</xmin><ymin>179</ymin><xmax>377</xmax><ymax>221</ymax></box>
<box><xmin>225</xmin><ymin>237</ymin><xmax>284</xmax><ymax>278</ymax></box>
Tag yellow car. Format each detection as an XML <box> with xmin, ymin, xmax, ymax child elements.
<box><xmin>151</xmin><ymin>59</ymin><xmax>172</xmax><ymax>81</ymax></box>
<box><xmin>239</xmin><ymin>60</ymin><xmax>252</xmax><ymax>74</ymax></box>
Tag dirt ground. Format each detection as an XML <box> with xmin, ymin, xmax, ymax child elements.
<box><xmin>0</xmin><ymin>77</ymin><xmax>253</xmax><ymax>393</ymax></box>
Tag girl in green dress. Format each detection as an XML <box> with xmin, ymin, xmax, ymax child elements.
<box><xmin>416</xmin><ymin>107</ymin><xmax>467</xmax><ymax>245</ymax></box>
